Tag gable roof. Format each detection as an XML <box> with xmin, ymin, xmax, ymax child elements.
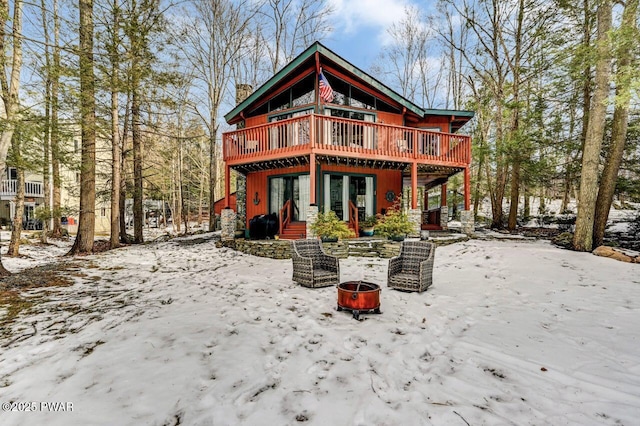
<box><xmin>224</xmin><ymin>42</ymin><xmax>474</xmax><ymax>127</ymax></box>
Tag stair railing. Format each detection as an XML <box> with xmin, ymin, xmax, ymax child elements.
<box><xmin>348</xmin><ymin>200</ymin><xmax>359</xmax><ymax>236</ymax></box>
<box><xmin>279</xmin><ymin>199</ymin><xmax>292</xmax><ymax>235</ymax></box>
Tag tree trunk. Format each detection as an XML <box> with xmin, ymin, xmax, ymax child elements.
<box><xmin>40</xmin><ymin>0</ymin><xmax>51</xmax><ymax>244</ymax></box>
<box><xmin>8</xmin><ymin>166</ymin><xmax>25</xmax><ymax>256</ymax></box>
<box><xmin>573</xmin><ymin>0</ymin><xmax>613</xmax><ymax>252</ymax></box>
<box><xmin>198</xmin><ymin>157</ymin><xmax>205</xmax><ymax>226</ymax></box>
<box><xmin>506</xmin><ymin>0</ymin><xmax>525</xmax><ymax>232</ymax></box>
<box><xmin>68</xmin><ymin>0</ymin><xmax>96</xmax><ymax>255</ymax></box>
<box><xmin>472</xmin><ymin>155</ymin><xmax>483</xmax><ymax>219</ymax></box>
<box><xmin>174</xmin><ymin>129</ymin><xmax>183</xmax><ymax>234</ymax></box>
<box><xmin>0</xmin><ymin>0</ymin><xmax>24</xmax><ymax>275</ymax></box>
<box><xmin>208</xmin><ymin>131</ymin><xmax>217</xmax><ymax>232</ymax></box>
<box><xmin>523</xmin><ymin>186</ymin><xmax>531</xmax><ymax>219</ymax></box>
<box><xmin>110</xmin><ymin>0</ymin><xmax>120</xmax><ymax>249</ymax></box>
<box><xmin>592</xmin><ymin>0</ymin><xmax>638</xmax><ymax>248</ymax></box>
<box><xmin>119</xmin><ymin>93</ymin><xmax>130</xmax><ymax>243</ymax></box>
<box><xmin>508</xmin><ymin>160</ymin><xmax>521</xmax><ymax>230</ymax></box>
<box><xmin>51</xmin><ymin>0</ymin><xmax>63</xmax><ymax>237</ymax></box>
<box><xmin>560</xmin><ymin>154</ymin><xmax>573</xmax><ymax>213</ymax></box>
<box><xmin>132</xmin><ymin>88</ymin><xmax>144</xmax><ymax>243</ymax></box>
<box><xmin>110</xmin><ymin>87</ymin><xmax>121</xmax><ymax>248</ymax></box>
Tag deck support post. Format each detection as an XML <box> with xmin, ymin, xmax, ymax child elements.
<box><xmin>225</xmin><ymin>164</ymin><xmax>231</xmax><ymax>208</ymax></box>
<box><xmin>309</xmin><ymin>153</ymin><xmax>316</xmax><ymax>205</ymax></box>
<box><xmin>441</xmin><ymin>183</ymin><xmax>447</xmax><ymax>207</ymax></box>
<box><xmin>464</xmin><ymin>166</ymin><xmax>471</xmax><ymax>211</ymax></box>
<box><xmin>411</xmin><ymin>161</ymin><xmax>418</xmax><ymax>210</ymax></box>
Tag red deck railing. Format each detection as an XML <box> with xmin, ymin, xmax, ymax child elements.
<box><xmin>223</xmin><ymin>113</ymin><xmax>471</xmax><ymax>167</ymax></box>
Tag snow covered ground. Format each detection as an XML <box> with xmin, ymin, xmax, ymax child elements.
<box><xmin>1</xmin><ymin>233</ymin><xmax>639</xmax><ymax>425</ymax></box>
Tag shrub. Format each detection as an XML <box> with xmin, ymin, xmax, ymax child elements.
<box><xmin>310</xmin><ymin>211</ymin><xmax>355</xmax><ymax>240</ymax></box>
<box><xmin>375</xmin><ymin>200</ymin><xmax>413</xmax><ymax>237</ymax></box>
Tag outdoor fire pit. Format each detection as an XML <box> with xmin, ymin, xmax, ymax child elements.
<box><xmin>337</xmin><ymin>281</ymin><xmax>381</xmax><ymax>320</ymax></box>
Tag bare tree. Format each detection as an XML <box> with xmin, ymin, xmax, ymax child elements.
<box><xmin>68</xmin><ymin>0</ymin><xmax>97</xmax><ymax>254</ymax></box>
<box><xmin>0</xmin><ymin>0</ymin><xmax>24</xmax><ymax>274</ymax></box>
<box><xmin>177</xmin><ymin>0</ymin><xmax>255</xmax><ymax>232</ymax></box>
<box><xmin>437</xmin><ymin>0</ymin><xmax>511</xmax><ymax>228</ymax></box>
<box><xmin>7</xmin><ymin>133</ymin><xmax>25</xmax><ymax>256</ymax></box>
<box><xmin>121</xmin><ymin>0</ymin><xmax>166</xmax><ymax>243</ymax></box>
<box><xmin>108</xmin><ymin>0</ymin><xmax>122</xmax><ymax>248</ymax></box>
<box><xmin>50</xmin><ymin>0</ymin><xmax>64</xmax><ymax>238</ymax></box>
<box><xmin>376</xmin><ymin>6</ymin><xmax>435</xmax><ymax>104</ymax></box>
<box><xmin>573</xmin><ymin>0</ymin><xmax>613</xmax><ymax>252</ymax></box>
<box><xmin>39</xmin><ymin>0</ymin><xmax>52</xmax><ymax>244</ymax></box>
<box><xmin>260</xmin><ymin>0</ymin><xmax>334</xmax><ymax>74</ymax></box>
<box><xmin>592</xmin><ymin>0</ymin><xmax>638</xmax><ymax>247</ymax></box>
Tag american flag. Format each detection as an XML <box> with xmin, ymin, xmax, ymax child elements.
<box><xmin>318</xmin><ymin>71</ymin><xmax>334</xmax><ymax>103</ymax></box>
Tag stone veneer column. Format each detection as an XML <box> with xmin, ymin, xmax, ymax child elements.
<box><xmin>306</xmin><ymin>205</ymin><xmax>318</xmax><ymax>239</ymax></box>
<box><xmin>460</xmin><ymin>210</ymin><xmax>475</xmax><ymax>235</ymax></box>
<box><xmin>408</xmin><ymin>208</ymin><xmax>422</xmax><ymax>238</ymax></box>
<box><xmin>236</xmin><ymin>174</ymin><xmax>246</xmax><ymax>226</ymax></box>
<box><xmin>440</xmin><ymin>206</ymin><xmax>449</xmax><ymax>230</ymax></box>
<box><xmin>221</xmin><ymin>208</ymin><xmax>237</xmax><ymax>241</ymax></box>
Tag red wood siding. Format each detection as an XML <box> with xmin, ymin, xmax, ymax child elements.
<box><xmin>245</xmin><ymin>115</ymin><xmax>265</xmax><ymax>128</ymax></box>
<box><xmin>245</xmin><ymin>165</ymin><xmax>309</xmax><ymax>226</ymax></box>
<box><xmin>376</xmin><ymin>111</ymin><xmax>403</xmax><ymax>126</ymax></box>
<box><xmin>243</xmin><ymin>164</ymin><xmax>402</xmax><ymax>226</ymax></box>
<box><xmin>418</xmin><ymin>116</ymin><xmax>450</xmax><ymax>131</ymax></box>
<box><xmin>213</xmin><ymin>193</ymin><xmax>237</xmax><ymax>215</ymax></box>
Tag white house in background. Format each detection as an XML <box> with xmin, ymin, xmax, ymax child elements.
<box><xmin>0</xmin><ymin>167</ymin><xmax>45</xmax><ymax>229</ymax></box>
<box><xmin>0</xmin><ymin>129</ymin><xmax>112</xmax><ymax>235</ymax></box>
<box><xmin>59</xmin><ymin>133</ymin><xmax>112</xmax><ymax>235</ymax></box>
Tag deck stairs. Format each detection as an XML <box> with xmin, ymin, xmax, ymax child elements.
<box><xmin>279</xmin><ymin>221</ymin><xmax>306</xmax><ymax>240</ymax></box>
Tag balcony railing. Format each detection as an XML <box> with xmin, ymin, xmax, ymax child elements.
<box><xmin>223</xmin><ymin>113</ymin><xmax>471</xmax><ymax>167</ymax></box>
<box><xmin>1</xmin><ymin>179</ymin><xmax>45</xmax><ymax>197</ymax></box>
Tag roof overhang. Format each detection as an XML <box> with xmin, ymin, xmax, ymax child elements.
<box><xmin>224</xmin><ymin>42</ymin><xmax>475</xmax><ymax>132</ymax></box>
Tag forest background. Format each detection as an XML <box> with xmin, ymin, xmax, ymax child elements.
<box><xmin>0</xmin><ymin>0</ymin><xmax>638</xmax><ymax>273</ymax></box>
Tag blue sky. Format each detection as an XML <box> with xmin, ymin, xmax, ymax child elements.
<box><xmin>322</xmin><ymin>0</ymin><xmax>434</xmax><ymax>71</ymax></box>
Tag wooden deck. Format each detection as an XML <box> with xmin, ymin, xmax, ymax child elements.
<box><xmin>223</xmin><ymin>114</ymin><xmax>471</xmax><ymax>168</ymax></box>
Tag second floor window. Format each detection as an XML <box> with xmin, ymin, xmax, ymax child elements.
<box><xmin>6</xmin><ymin>167</ymin><xmax>17</xmax><ymax>180</ymax></box>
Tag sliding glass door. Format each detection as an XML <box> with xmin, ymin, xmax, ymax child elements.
<box><xmin>324</xmin><ymin>174</ymin><xmax>374</xmax><ymax>221</ymax></box>
<box><xmin>269</xmin><ymin>174</ymin><xmax>310</xmax><ymax>221</ymax></box>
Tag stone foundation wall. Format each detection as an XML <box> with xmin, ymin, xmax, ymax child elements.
<box><xmin>217</xmin><ymin>239</ymin><xmax>293</xmax><ymax>259</ymax></box>
<box><xmin>216</xmin><ymin>235</ymin><xmax>468</xmax><ymax>260</ymax></box>
<box><xmin>236</xmin><ymin>174</ymin><xmax>246</xmax><ymax>226</ymax></box>
<box><xmin>306</xmin><ymin>205</ymin><xmax>318</xmax><ymax>239</ymax></box>
<box><xmin>220</xmin><ymin>209</ymin><xmax>236</xmax><ymax>241</ymax></box>
<box><xmin>217</xmin><ymin>239</ymin><xmax>404</xmax><ymax>259</ymax></box>
<box><xmin>408</xmin><ymin>209</ymin><xmax>421</xmax><ymax>238</ymax></box>
<box><xmin>460</xmin><ymin>210</ymin><xmax>475</xmax><ymax>235</ymax></box>
<box><xmin>440</xmin><ymin>206</ymin><xmax>449</xmax><ymax>230</ymax></box>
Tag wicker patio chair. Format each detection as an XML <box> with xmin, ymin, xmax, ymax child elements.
<box><xmin>387</xmin><ymin>241</ymin><xmax>435</xmax><ymax>292</ymax></box>
<box><xmin>291</xmin><ymin>239</ymin><xmax>340</xmax><ymax>288</ymax></box>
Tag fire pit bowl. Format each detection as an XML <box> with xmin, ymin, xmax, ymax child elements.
<box><xmin>337</xmin><ymin>281</ymin><xmax>381</xmax><ymax>320</ymax></box>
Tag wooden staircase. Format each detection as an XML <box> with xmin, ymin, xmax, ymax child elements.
<box><xmin>279</xmin><ymin>221</ymin><xmax>307</xmax><ymax>240</ymax></box>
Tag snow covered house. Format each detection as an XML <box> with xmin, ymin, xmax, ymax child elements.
<box><xmin>222</xmin><ymin>42</ymin><xmax>474</xmax><ymax>239</ymax></box>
